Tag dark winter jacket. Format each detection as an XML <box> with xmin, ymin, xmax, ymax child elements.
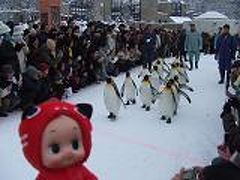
<box><xmin>20</xmin><ymin>67</ymin><xmax>50</xmax><ymax>108</ymax></box>
<box><xmin>0</xmin><ymin>41</ymin><xmax>20</xmax><ymax>80</ymax></box>
<box><xmin>143</xmin><ymin>32</ymin><xmax>157</xmax><ymax>63</ymax></box>
<box><xmin>216</xmin><ymin>34</ymin><xmax>236</xmax><ymax>70</ymax></box>
<box><xmin>30</xmin><ymin>45</ymin><xmax>54</xmax><ymax>68</ymax></box>
<box><xmin>221</xmin><ymin>112</ymin><xmax>240</xmax><ymax>154</ymax></box>
<box><xmin>203</xmin><ymin>161</ymin><xmax>240</xmax><ymax>180</ymax></box>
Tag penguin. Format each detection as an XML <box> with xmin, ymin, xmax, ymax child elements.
<box><xmin>154</xmin><ymin>58</ymin><xmax>170</xmax><ymax>75</ymax></box>
<box><xmin>121</xmin><ymin>72</ymin><xmax>138</xmax><ymax>105</ymax></box>
<box><xmin>139</xmin><ymin>75</ymin><xmax>155</xmax><ymax>111</ymax></box>
<box><xmin>138</xmin><ymin>64</ymin><xmax>150</xmax><ymax>79</ymax></box>
<box><xmin>167</xmin><ymin>62</ymin><xmax>189</xmax><ymax>85</ymax></box>
<box><xmin>157</xmin><ymin>80</ymin><xmax>177</xmax><ymax>124</ymax></box>
<box><xmin>104</xmin><ymin>77</ymin><xmax>124</xmax><ymax>120</ymax></box>
<box><xmin>172</xmin><ymin>76</ymin><xmax>192</xmax><ymax>115</ymax></box>
<box><xmin>150</xmin><ymin>66</ymin><xmax>165</xmax><ymax>103</ymax></box>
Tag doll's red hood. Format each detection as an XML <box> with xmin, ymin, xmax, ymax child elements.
<box><xmin>19</xmin><ymin>100</ymin><xmax>93</xmax><ymax>172</ymax></box>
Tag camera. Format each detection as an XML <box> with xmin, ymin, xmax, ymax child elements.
<box><xmin>230</xmin><ymin>151</ymin><xmax>240</xmax><ymax>168</ymax></box>
<box><xmin>183</xmin><ymin>168</ymin><xmax>198</xmax><ymax>180</ymax></box>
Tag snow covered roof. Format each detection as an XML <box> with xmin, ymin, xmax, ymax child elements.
<box><xmin>170</xmin><ymin>16</ymin><xmax>192</xmax><ymax>24</ymax></box>
<box><xmin>195</xmin><ymin>11</ymin><xmax>229</xmax><ymax>20</ymax></box>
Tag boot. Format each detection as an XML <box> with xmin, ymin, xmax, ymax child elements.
<box><xmin>195</xmin><ymin>61</ymin><xmax>199</xmax><ymax>69</ymax></box>
<box><xmin>189</xmin><ymin>61</ymin><xmax>193</xmax><ymax>71</ymax></box>
<box><xmin>219</xmin><ymin>69</ymin><xmax>225</xmax><ymax>84</ymax></box>
<box><xmin>218</xmin><ymin>80</ymin><xmax>224</xmax><ymax>84</ymax></box>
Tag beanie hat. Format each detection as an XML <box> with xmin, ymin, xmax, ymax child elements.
<box><xmin>18</xmin><ymin>100</ymin><xmax>93</xmax><ymax>172</ymax></box>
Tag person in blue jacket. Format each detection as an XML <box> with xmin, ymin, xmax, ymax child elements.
<box><xmin>185</xmin><ymin>24</ymin><xmax>202</xmax><ymax>70</ymax></box>
<box><xmin>216</xmin><ymin>24</ymin><xmax>236</xmax><ymax>88</ymax></box>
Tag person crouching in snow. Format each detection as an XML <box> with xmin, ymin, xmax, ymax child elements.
<box><xmin>139</xmin><ymin>75</ymin><xmax>156</xmax><ymax>111</ymax></box>
<box><xmin>18</xmin><ymin>100</ymin><xmax>98</xmax><ymax>180</ymax></box>
<box><xmin>121</xmin><ymin>72</ymin><xmax>138</xmax><ymax>105</ymax></box>
<box><xmin>104</xmin><ymin>77</ymin><xmax>124</xmax><ymax>120</ymax></box>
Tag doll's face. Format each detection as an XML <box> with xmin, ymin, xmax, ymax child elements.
<box><xmin>41</xmin><ymin>115</ymin><xmax>85</xmax><ymax>169</ymax></box>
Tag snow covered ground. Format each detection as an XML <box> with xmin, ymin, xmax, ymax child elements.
<box><xmin>0</xmin><ymin>55</ymin><xmax>226</xmax><ymax>180</ymax></box>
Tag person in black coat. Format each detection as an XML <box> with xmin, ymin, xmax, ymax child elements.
<box><xmin>142</xmin><ymin>25</ymin><xmax>157</xmax><ymax>71</ymax></box>
<box><xmin>178</xmin><ymin>29</ymin><xmax>187</xmax><ymax>62</ymax></box>
<box><xmin>20</xmin><ymin>66</ymin><xmax>50</xmax><ymax>110</ymax></box>
<box><xmin>0</xmin><ymin>36</ymin><xmax>20</xmax><ymax>81</ymax></box>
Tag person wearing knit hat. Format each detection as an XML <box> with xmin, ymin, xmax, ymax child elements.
<box><xmin>19</xmin><ymin>100</ymin><xmax>98</xmax><ymax>180</ymax></box>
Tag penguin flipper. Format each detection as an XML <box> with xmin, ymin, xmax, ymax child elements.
<box><xmin>179</xmin><ymin>89</ymin><xmax>192</xmax><ymax>104</ymax></box>
<box><xmin>180</xmin><ymin>84</ymin><xmax>194</xmax><ymax>92</ymax></box>
<box><xmin>113</xmin><ymin>82</ymin><xmax>126</xmax><ymax>107</ymax></box>
<box><xmin>132</xmin><ymin>79</ymin><xmax>138</xmax><ymax>96</ymax></box>
<box><xmin>120</xmin><ymin>83</ymin><xmax>125</xmax><ymax>97</ymax></box>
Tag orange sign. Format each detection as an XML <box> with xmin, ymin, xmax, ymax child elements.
<box><xmin>39</xmin><ymin>0</ymin><xmax>61</xmax><ymax>28</ymax></box>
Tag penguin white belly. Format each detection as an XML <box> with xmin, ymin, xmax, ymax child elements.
<box><xmin>150</xmin><ymin>77</ymin><xmax>161</xmax><ymax>90</ymax></box>
<box><xmin>157</xmin><ymin>65</ymin><xmax>164</xmax><ymax>77</ymax></box>
<box><xmin>140</xmin><ymin>86</ymin><xmax>152</xmax><ymax>106</ymax></box>
<box><xmin>169</xmin><ymin>70</ymin><xmax>179</xmax><ymax>80</ymax></box>
<box><xmin>104</xmin><ymin>87</ymin><xmax>121</xmax><ymax>115</ymax></box>
<box><xmin>158</xmin><ymin>91</ymin><xmax>175</xmax><ymax>119</ymax></box>
<box><xmin>125</xmin><ymin>80</ymin><xmax>136</xmax><ymax>100</ymax></box>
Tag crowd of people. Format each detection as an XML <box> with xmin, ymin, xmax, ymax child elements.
<box><xmin>172</xmin><ymin>24</ymin><xmax>240</xmax><ymax>180</ymax></box>
<box><xmin>0</xmin><ymin>19</ymin><xmax>201</xmax><ymax>118</ymax></box>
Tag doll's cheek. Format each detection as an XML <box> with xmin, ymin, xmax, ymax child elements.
<box><xmin>43</xmin><ymin>155</ymin><xmax>62</xmax><ymax>169</ymax></box>
<box><xmin>75</xmin><ymin>148</ymin><xmax>86</xmax><ymax>161</ymax></box>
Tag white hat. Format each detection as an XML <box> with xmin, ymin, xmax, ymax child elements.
<box><xmin>13</xmin><ymin>25</ymin><xmax>24</xmax><ymax>36</ymax></box>
<box><xmin>0</xmin><ymin>21</ymin><xmax>11</xmax><ymax>35</ymax></box>
<box><xmin>60</xmin><ymin>21</ymin><xmax>68</xmax><ymax>27</ymax></box>
<box><xmin>22</xmin><ymin>23</ymin><xmax>29</xmax><ymax>31</ymax></box>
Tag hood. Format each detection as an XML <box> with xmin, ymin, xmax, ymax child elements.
<box><xmin>19</xmin><ymin>100</ymin><xmax>93</xmax><ymax>172</ymax></box>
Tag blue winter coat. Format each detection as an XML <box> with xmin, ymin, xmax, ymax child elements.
<box><xmin>143</xmin><ymin>32</ymin><xmax>157</xmax><ymax>63</ymax></box>
<box><xmin>185</xmin><ymin>31</ymin><xmax>202</xmax><ymax>52</ymax></box>
<box><xmin>216</xmin><ymin>34</ymin><xmax>236</xmax><ymax>70</ymax></box>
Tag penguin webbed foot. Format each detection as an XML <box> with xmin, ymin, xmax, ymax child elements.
<box><xmin>146</xmin><ymin>106</ymin><xmax>150</xmax><ymax>111</ymax></box>
<box><xmin>132</xmin><ymin>99</ymin><xmax>136</xmax><ymax>104</ymax></box>
<box><xmin>161</xmin><ymin>116</ymin><xmax>166</xmax><ymax>120</ymax></box>
<box><xmin>125</xmin><ymin>101</ymin><xmax>130</xmax><ymax>106</ymax></box>
<box><xmin>166</xmin><ymin>118</ymin><xmax>172</xmax><ymax>124</ymax></box>
<box><xmin>141</xmin><ymin>105</ymin><xmax>146</xmax><ymax>109</ymax></box>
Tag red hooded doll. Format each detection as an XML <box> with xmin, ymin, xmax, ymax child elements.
<box><xmin>19</xmin><ymin>100</ymin><xmax>98</xmax><ymax>180</ymax></box>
